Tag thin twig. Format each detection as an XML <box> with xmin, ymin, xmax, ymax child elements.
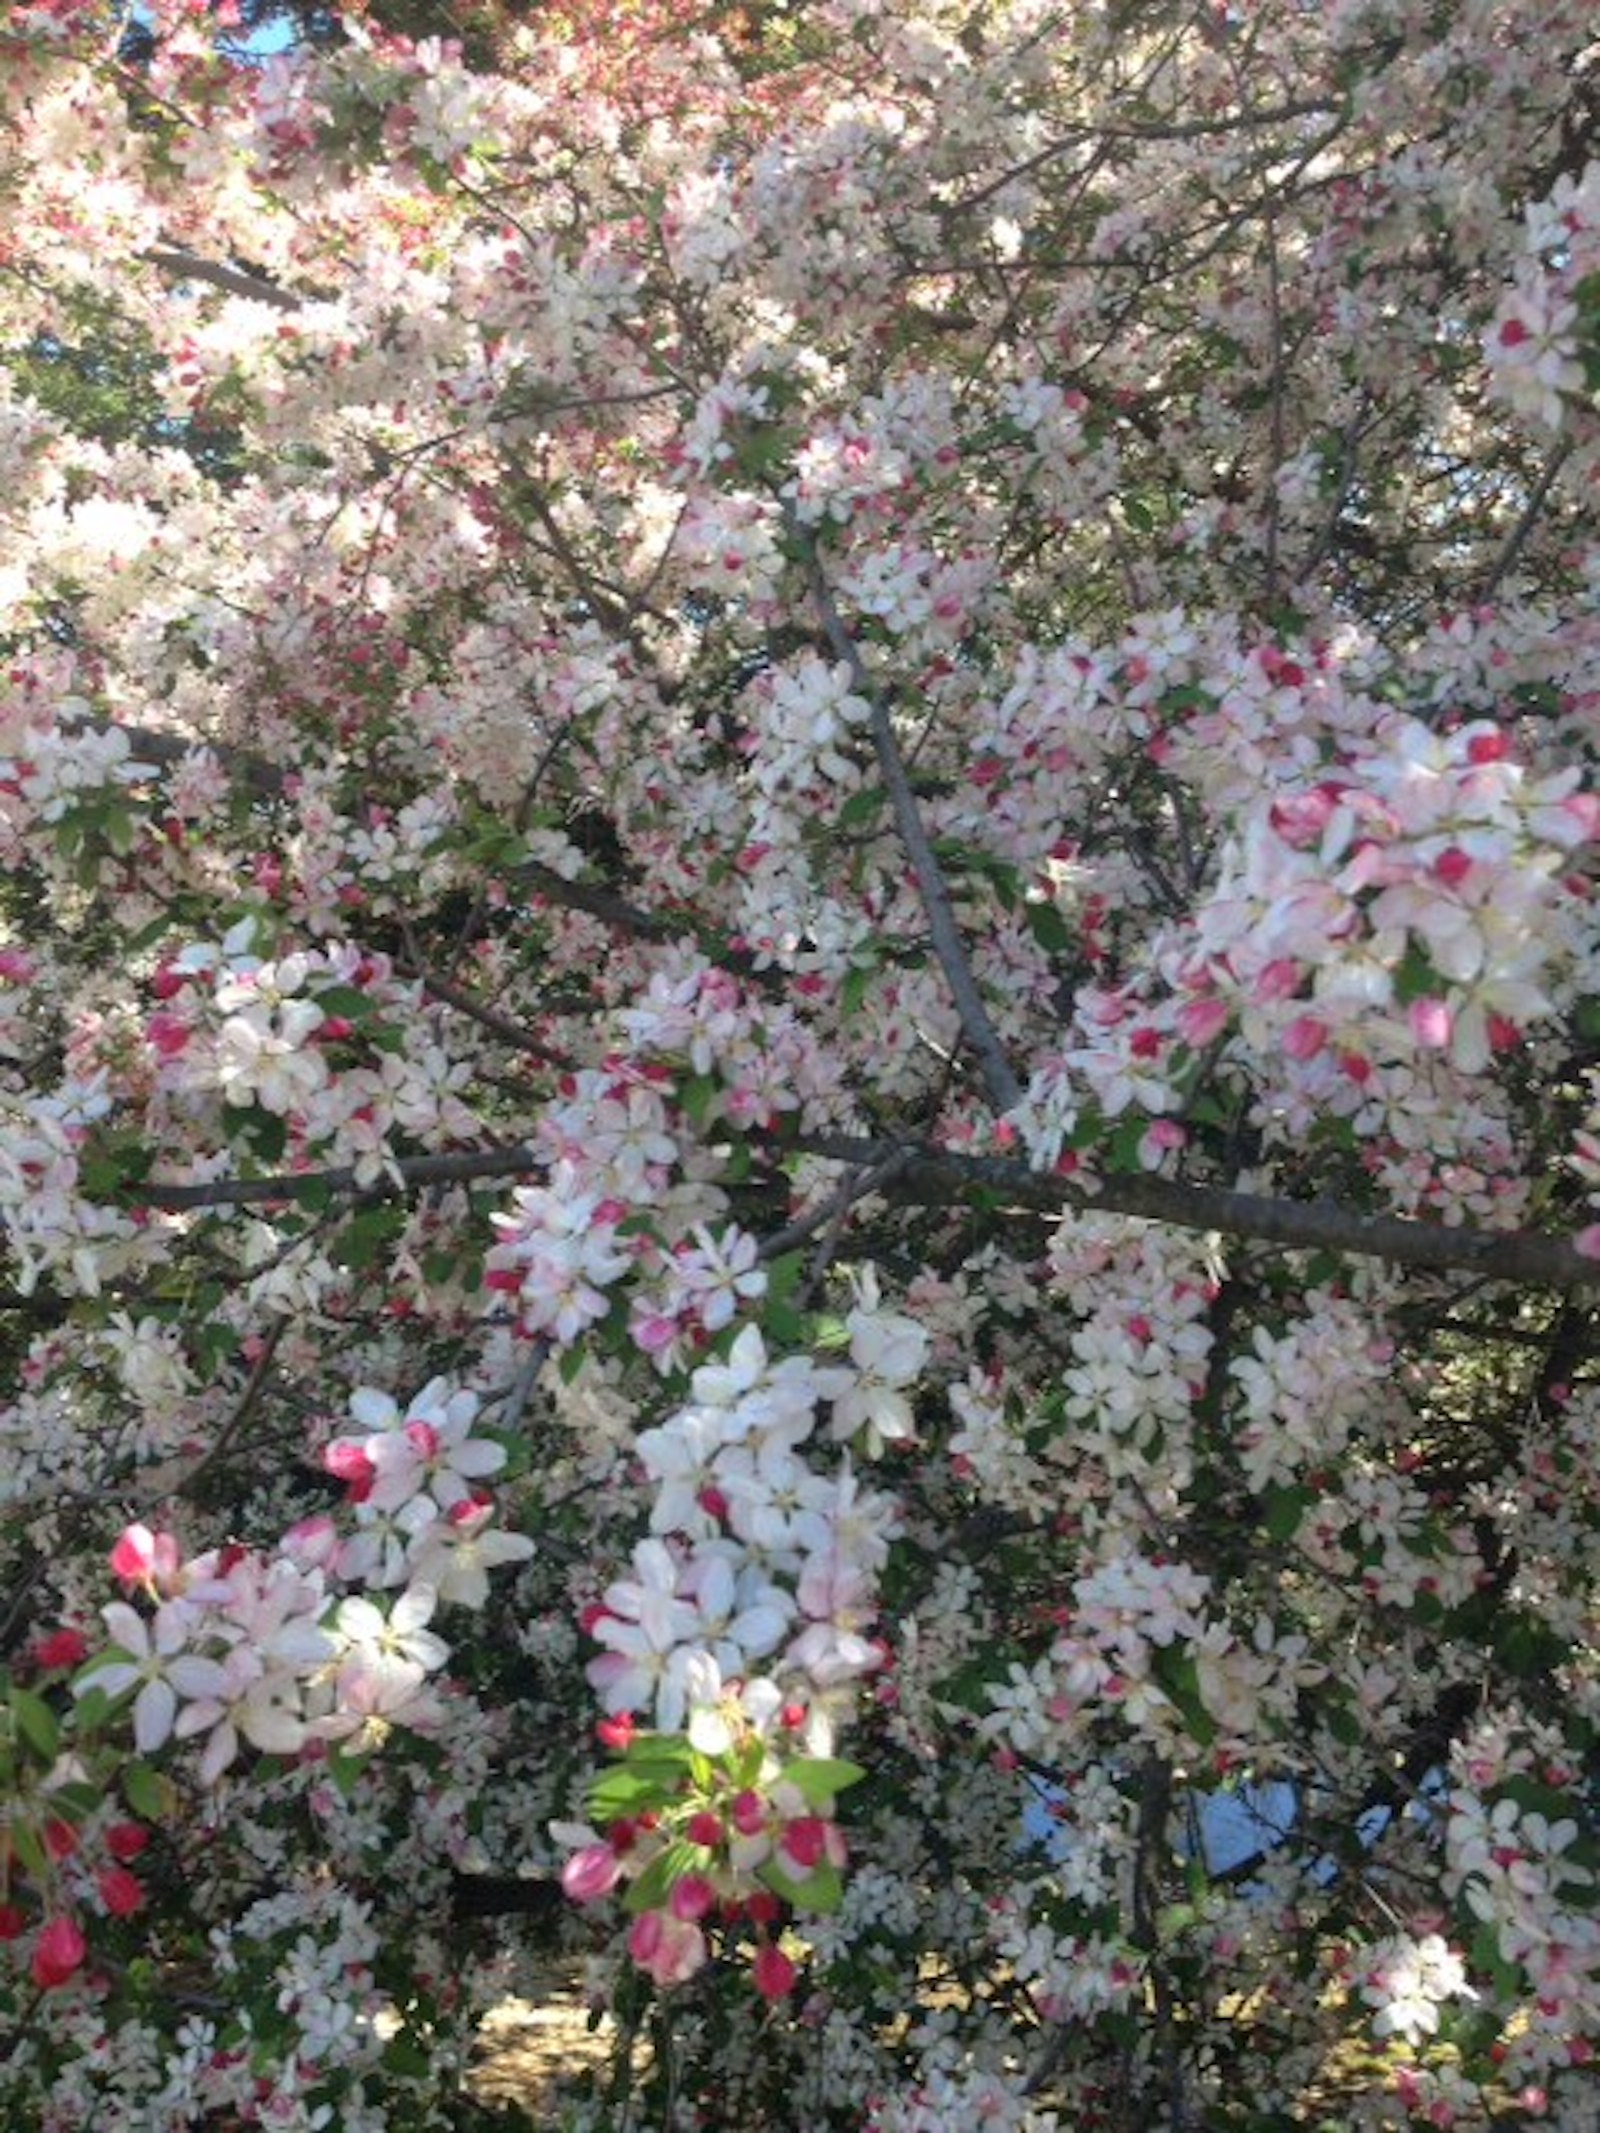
<box><xmin>1260</xmin><ymin>208</ymin><xmax>1287</xmax><ymax>606</ymax></box>
<box><xmin>174</xmin><ymin>1318</ymin><xmax>290</xmax><ymax>1502</ymax></box>
<box><xmin>790</xmin><ymin>521</ymin><xmax>1024</xmax><ymax>1114</ymax></box>
<box><xmin>399</xmin><ymin>925</ymin><xmax>575</xmax><ymax>1068</ymax></box>
<box><xmin>756</xmin><ymin>1150</ymin><xmax>915</xmax><ymax>1264</ymax></box>
<box><xmin>1479</xmin><ymin>440</ymin><xmax>1573</xmax><ymax>599</ymax></box>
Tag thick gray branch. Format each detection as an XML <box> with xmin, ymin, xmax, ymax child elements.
<box><xmin>141</xmin><ymin>1133</ymin><xmax>1600</xmax><ymax>1289</ymax></box>
<box><xmin>793</xmin><ymin>1135</ymin><xmax>1600</xmax><ymax>1291</ymax></box>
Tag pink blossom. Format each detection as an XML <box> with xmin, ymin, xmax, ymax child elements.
<box><xmin>1408</xmin><ymin>998</ymin><xmax>1453</xmax><ymax>1050</ymax></box>
<box><xmin>627</xmin><ymin>1907</ymin><xmax>708</xmax><ymax>1987</ymax></box>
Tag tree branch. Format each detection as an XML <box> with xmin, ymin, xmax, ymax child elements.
<box><xmin>792</xmin><ymin>1135</ymin><xmax>1600</xmax><ymax>1290</ymax></box>
<box><xmin>138</xmin><ymin>1133</ymin><xmax>1600</xmax><ymax>1288</ymax></box>
<box><xmin>143</xmin><ymin>248</ymin><xmax>308</xmax><ymax>312</ymax></box>
<box><xmin>792</xmin><ymin>525</ymin><xmax>1024</xmax><ymax>1113</ymax></box>
<box><xmin>144</xmin><ymin>1146</ymin><xmax>540</xmax><ymax>1210</ymax></box>
<box><xmin>1479</xmin><ymin>440</ymin><xmax>1574</xmax><ymax>599</ymax></box>
<box><xmin>397</xmin><ymin>924</ymin><xmax>576</xmax><ymax>1068</ymax></box>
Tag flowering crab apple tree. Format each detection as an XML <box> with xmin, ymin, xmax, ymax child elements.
<box><xmin>2</xmin><ymin>0</ymin><xmax>1600</xmax><ymax>2127</ymax></box>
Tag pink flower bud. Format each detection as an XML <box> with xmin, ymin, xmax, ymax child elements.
<box><xmin>780</xmin><ymin>1817</ymin><xmax>828</xmax><ymax>1871</ymax></box>
<box><xmin>1408</xmin><ymin>997</ymin><xmax>1453</xmax><ymax>1050</ymax></box>
<box><xmin>731</xmin><ymin>1790</ymin><xmax>767</xmax><ymax>1836</ymax></box>
<box><xmin>670</xmin><ymin>1874</ymin><xmax>716</xmax><ymax>1921</ymax></box>
<box><xmin>31</xmin><ymin>1917</ymin><xmax>86</xmax><ymax>1990</ymax></box>
<box><xmin>98</xmin><ymin>1866</ymin><xmax>145</xmax><ymax>1918</ymax></box>
<box><xmin>322</xmin><ymin>1441</ymin><xmax>377</xmax><ymax>1491</ymax></box>
<box><xmin>1176</xmin><ymin>995</ymin><xmax>1230</xmax><ymax>1046</ymax></box>
<box><xmin>109</xmin><ymin>1523</ymin><xmax>160</xmax><ymax>1584</ymax></box>
<box><xmin>32</xmin><ymin>1627</ymin><xmax>88</xmax><ymax>1670</ymax></box>
<box><xmin>561</xmin><ymin>1845</ymin><xmax>623</xmax><ymax>1905</ymax></box>
<box><xmin>1282</xmin><ymin>1016</ymin><xmax>1326</xmax><ymax>1062</ymax></box>
<box><xmin>752</xmin><ymin>1942</ymin><xmax>797</xmax><ymax>2000</ymax></box>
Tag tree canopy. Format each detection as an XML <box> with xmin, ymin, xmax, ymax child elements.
<box><xmin>1</xmin><ymin>1</ymin><xmax>1599</xmax><ymax>2128</ymax></box>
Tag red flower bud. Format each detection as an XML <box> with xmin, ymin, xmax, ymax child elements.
<box><xmin>98</xmin><ymin>1866</ymin><xmax>145</xmax><ymax>1918</ymax></box>
<box><xmin>753</xmin><ymin>1941</ymin><xmax>797</xmax><ymax>2000</ymax></box>
<box><xmin>32</xmin><ymin>1628</ymin><xmax>88</xmax><ymax>1671</ymax></box>
<box><xmin>31</xmin><ymin>1917</ymin><xmax>87</xmax><ymax>1989</ymax></box>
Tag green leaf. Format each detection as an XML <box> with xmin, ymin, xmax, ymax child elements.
<box><xmin>838</xmin><ymin>786</ymin><xmax>886</xmax><ymax>831</ymax></box>
<box><xmin>558</xmin><ymin>1342</ymin><xmax>587</xmax><ymax>1384</ymax></box>
<box><xmin>333</xmin><ymin>1206</ymin><xmax>404</xmax><ymax>1271</ymax></box>
<box><xmin>102</xmin><ymin>802</ymin><xmax>138</xmax><ymax>856</ymax></box>
<box><xmin>678</xmin><ymin>1074</ymin><xmax>721</xmax><ymax>1129</ymax></box>
<box><xmin>620</xmin><ymin>1734</ymin><xmax>697</xmax><ymax>1776</ymax></box>
<box><xmin>1501</xmin><ymin>1612</ymin><xmax>1570</xmax><ymax>1680</ymax></box>
<box><xmin>623</xmin><ymin>1839</ymin><xmax>701</xmax><ymax>1916</ymax></box>
<box><xmin>1025</xmin><ymin>899</ymin><xmax>1072</xmax><ymax>955</ymax></box>
<box><xmin>1104</xmin><ymin>1114</ymin><xmax>1150</xmax><ymax>1174</ymax></box>
<box><xmin>126</xmin><ymin>914</ymin><xmax>175</xmax><ymax>953</ymax></box>
<box><xmin>78</xmin><ymin>1151</ymin><xmax>127</xmax><ymax>1199</ymax></box>
<box><xmin>1324</xmin><ymin>1700</ymin><xmax>1363</xmax><ymax>1748</ymax></box>
<box><xmin>225</xmin><ymin>1103</ymin><xmax>288</xmax><ymax>1166</ymax></box>
<box><xmin>840</xmin><ymin>964</ymin><xmax>875</xmax><ymax>1015</ymax></box>
<box><xmin>380</xmin><ymin>2029</ymin><xmax>435</xmax><ymax>2078</ymax></box>
<box><xmin>1157</xmin><ymin>684</ymin><xmax>1215</xmax><ymax>716</ymax></box>
<box><xmin>326</xmin><ymin>1747</ymin><xmax>371</xmax><ymax>1799</ymax></box>
<box><xmin>10</xmin><ymin>1685</ymin><xmax>59</xmax><ymax>1762</ymax></box>
<box><xmin>782</xmin><ymin>1758</ymin><xmax>867</xmax><ymax>1805</ymax></box>
<box><xmin>310</xmin><ymin>984</ymin><xmax>373</xmax><ymax>1019</ymax></box>
<box><xmin>10</xmin><ymin>1818</ymin><xmax>47</xmax><ymax>1881</ymax></box>
<box><xmin>587</xmin><ymin>1768</ymin><xmax>673</xmax><ymax>1822</ymax></box>
<box><xmin>1150</xmin><ymin>1646</ymin><xmax>1217</xmax><ymax>1748</ymax></box>
<box><xmin>1468</xmin><ymin>1918</ymin><xmax>1525</xmax><ymax>2000</ymax></box>
<box><xmin>1392</xmin><ymin>939</ymin><xmax>1442</xmax><ymax>1008</ymax></box>
<box><xmin>759</xmin><ymin>1856</ymin><xmax>844</xmax><ymax>1915</ymax></box>
<box><xmin>122</xmin><ymin>1760</ymin><xmax>171</xmax><ymax>1820</ymax></box>
<box><xmin>1497</xmin><ymin>1773</ymin><xmax>1574</xmax><ymax>1822</ymax></box>
<box><xmin>71</xmin><ymin>1686</ymin><xmax>113</xmax><ymax>1731</ymax></box>
<box><xmin>48</xmin><ymin>1781</ymin><xmax>102</xmax><ymax>1818</ymax></box>
<box><xmin>1260</xmin><ymin>1484</ymin><xmax>1314</xmax><ymax>1544</ymax></box>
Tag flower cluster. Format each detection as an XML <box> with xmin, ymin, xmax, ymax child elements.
<box><xmin>4</xmin><ymin>1377</ymin><xmax>534</xmax><ymax>2002</ymax></box>
<box><xmin>560</xmin><ymin>1696</ymin><xmax>862</xmax><ymax>1999</ymax></box>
